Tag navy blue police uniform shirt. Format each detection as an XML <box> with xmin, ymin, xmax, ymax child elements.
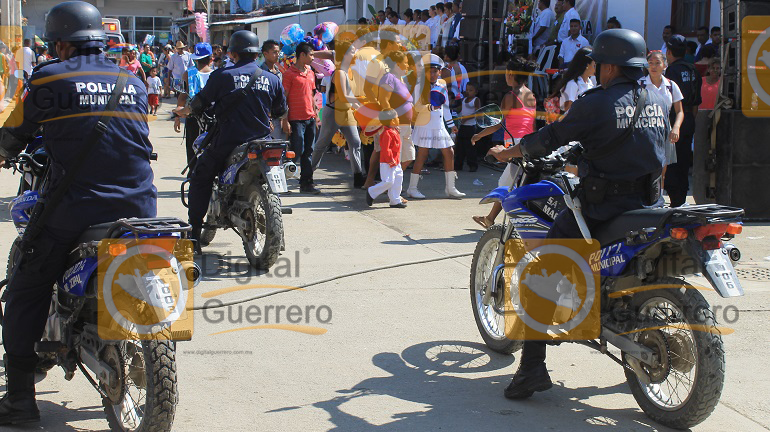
<box><xmin>0</xmin><ymin>52</ymin><xmax>157</xmax><ymax>233</ymax></box>
<box><xmin>665</xmin><ymin>59</ymin><xmax>702</xmax><ymax>136</ymax></box>
<box><xmin>520</xmin><ymin>77</ymin><xmax>668</xmax><ymax>220</ymax></box>
<box><xmin>193</xmin><ymin>60</ymin><xmax>287</xmax><ymax>149</ymax></box>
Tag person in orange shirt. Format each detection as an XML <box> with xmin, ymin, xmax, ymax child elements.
<box><xmin>366</xmin><ymin>110</ymin><xmax>407</xmax><ymax>208</ymax></box>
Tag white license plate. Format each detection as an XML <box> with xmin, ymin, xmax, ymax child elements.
<box><xmin>267</xmin><ymin>166</ymin><xmax>288</xmax><ymax>193</ymax></box>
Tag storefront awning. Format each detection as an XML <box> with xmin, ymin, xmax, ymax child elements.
<box><xmin>209</xmin><ymin>5</ymin><xmax>342</xmax><ymax>27</ymax></box>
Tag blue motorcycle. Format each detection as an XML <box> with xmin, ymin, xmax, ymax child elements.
<box><xmin>2</xmin><ymin>145</ymin><xmax>199</xmax><ymax>432</ymax></box>
<box><xmin>181</xmin><ymin>114</ymin><xmax>297</xmax><ymax>270</ymax></box>
<box><xmin>470</xmin><ymin>105</ymin><xmax>744</xmax><ymax>429</ymax></box>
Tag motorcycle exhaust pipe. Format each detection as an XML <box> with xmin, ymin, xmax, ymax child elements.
<box><xmin>284</xmin><ymin>161</ymin><xmax>298</xmax><ymax>179</ymax></box>
<box><xmin>724</xmin><ymin>243</ymin><xmax>741</xmax><ymax>263</ymax></box>
<box><xmin>181</xmin><ymin>262</ymin><xmax>202</xmax><ymax>287</ymax></box>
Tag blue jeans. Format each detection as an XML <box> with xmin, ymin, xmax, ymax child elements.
<box><xmin>290</xmin><ymin>119</ymin><xmax>317</xmax><ymax>186</ymax></box>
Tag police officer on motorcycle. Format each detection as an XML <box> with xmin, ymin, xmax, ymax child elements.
<box><xmin>176</xmin><ymin>30</ymin><xmax>287</xmax><ymax>251</ymax></box>
<box><xmin>487</xmin><ymin>29</ymin><xmax>668</xmax><ymax>399</ymax></box>
<box><xmin>0</xmin><ymin>1</ymin><xmax>157</xmax><ymax>424</ymax></box>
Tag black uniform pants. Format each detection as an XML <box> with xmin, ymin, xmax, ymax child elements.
<box><xmin>3</xmin><ymin>226</ymin><xmax>80</xmax><ymax>365</ymax></box>
<box><xmin>520</xmin><ymin>209</ymin><xmax>603</xmax><ymax>369</ymax></box>
<box><xmin>454</xmin><ymin>125</ymin><xmax>478</xmax><ymax>171</ymax></box>
<box><xmin>290</xmin><ymin>119</ymin><xmax>317</xmax><ymax>186</ymax></box>
<box><xmin>184</xmin><ymin>119</ymin><xmax>201</xmax><ymax>175</ymax></box>
<box><xmin>188</xmin><ymin>143</ymin><xmax>232</xmax><ymax>234</ymax></box>
<box><xmin>666</xmin><ymin>134</ymin><xmax>694</xmax><ymax>207</ymax></box>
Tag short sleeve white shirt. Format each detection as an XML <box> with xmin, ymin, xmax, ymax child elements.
<box><xmin>558</xmin><ymin>34</ymin><xmax>590</xmax><ymax>64</ymax></box>
<box><xmin>560</xmin><ymin>75</ymin><xmax>596</xmax><ymax>111</ymax></box>
<box><xmin>639</xmin><ymin>75</ymin><xmax>683</xmax><ymax>111</ymax></box>
<box><xmin>532</xmin><ymin>8</ymin><xmax>556</xmax><ymax>49</ymax></box>
<box><xmin>558</xmin><ymin>8</ymin><xmax>581</xmax><ymax>43</ymax></box>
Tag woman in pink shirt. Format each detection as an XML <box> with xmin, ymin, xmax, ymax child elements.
<box><xmin>470</xmin><ymin>57</ymin><xmax>536</xmax><ymax>228</ymax></box>
<box><xmin>700</xmin><ymin>58</ymin><xmax>721</xmax><ymax>111</ymax></box>
<box><xmin>121</xmin><ymin>47</ymin><xmax>147</xmax><ymax>84</ymax></box>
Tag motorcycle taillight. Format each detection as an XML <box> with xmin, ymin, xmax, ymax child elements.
<box><xmin>262</xmin><ymin>148</ymin><xmax>284</xmax><ymax>166</ymax></box>
<box><xmin>701</xmin><ymin>236</ymin><xmax>722</xmax><ymax>250</ymax></box>
<box><xmin>694</xmin><ymin>224</ymin><xmax>727</xmax><ymax>242</ymax></box>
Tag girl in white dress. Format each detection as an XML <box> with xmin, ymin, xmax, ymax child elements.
<box><xmin>640</xmin><ymin>50</ymin><xmax>684</xmax><ymax>168</ymax></box>
<box><xmin>407</xmin><ymin>53</ymin><xmax>465</xmax><ymax>199</ymax></box>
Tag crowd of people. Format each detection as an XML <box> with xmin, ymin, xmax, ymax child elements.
<box><xmin>91</xmin><ymin>2</ymin><xmax>723</xmax><ymax>214</ymax></box>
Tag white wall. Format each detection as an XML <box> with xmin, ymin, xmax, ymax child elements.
<box><xmin>710</xmin><ymin>1</ymin><xmax>721</xmax><ymax>31</ymax></box>
<box><xmin>408</xmin><ymin>0</ymin><xmax>435</xmax><ymax>13</ymax></box>
<box><xmin>23</xmin><ymin>0</ymin><xmax>184</xmax><ymax>37</ymax></box>
<box><xmin>252</xmin><ymin>8</ymin><xmax>346</xmax><ymax>41</ymax></box>
<box><xmin>607</xmin><ymin>0</ymin><xmax>645</xmax><ymax>37</ymax></box>
<box><xmin>646</xmin><ymin>0</ymin><xmax>671</xmax><ymax>52</ymax></box>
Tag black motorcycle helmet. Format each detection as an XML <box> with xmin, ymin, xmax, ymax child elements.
<box><xmin>589</xmin><ymin>29</ymin><xmax>647</xmax><ymax>68</ymax></box>
<box><xmin>44</xmin><ymin>1</ymin><xmax>106</xmax><ymax>42</ymax></box>
<box><xmin>228</xmin><ymin>30</ymin><xmax>260</xmax><ymax>54</ymax></box>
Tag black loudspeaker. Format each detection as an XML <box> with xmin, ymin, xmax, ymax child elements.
<box><xmin>722</xmin><ymin>0</ymin><xmax>770</xmax><ymax>38</ymax></box>
<box><xmin>720</xmin><ymin>0</ymin><xmax>770</xmax><ymax>105</ymax></box>
<box><xmin>459</xmin><ymin>17</ymin><xmax>502</xmax><ymax>41</ymax></box>
<box><xmin>462</xmin><ymin>0</ymin><xmax>503</xmax><ymax>17</ymax></box>
<box><xmin>711</xmin><ymin>110</ymin><xmax>770</xmax><ymax>219</ymax></box>
<box><xmin>460</xmin><ymin>40</ymin><xmax>490</xmax><ymax>64</ymax></box>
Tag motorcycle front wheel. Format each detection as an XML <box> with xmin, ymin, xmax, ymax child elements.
<box><xmin>469</xmin><ymin>225</ymin><xmax>522</xmax><ymax>354</ymax></box>
<box><xmin>102</xmin><ymin>340</ymin><xmax>178</xmax><ymax>432</ymax></box>
<box><xmin>242</xmin><ymin>183</ymin><xmax>283</xmax><ymax>270</ymax></box>
<box><xmin>624</xmin><ymin>278</ymin><xmax>725</xmax><ymax>430</ymax></box>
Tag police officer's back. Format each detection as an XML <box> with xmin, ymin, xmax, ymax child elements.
<box><xmin>491</xmin><ymin>29</ymin><xmax>669</xmax><ymax>400</ymax></box>
<box><xmin>189</xmin><ymin>31</ymin><xmax>286</xmax><ymax>148</ymax></box>
<box><xmin>0</xmin><ymin>1</ymin><xmax>156</xmax><ymax>424</ymax></box>
<box><xmin>184</xmin><ymin>30</ymin><xmax>287</xmax><ymax>248</ymax></box>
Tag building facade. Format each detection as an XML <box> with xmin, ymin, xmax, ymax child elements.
<box><xmin>22</xmin><ymin>0</ymin><xmax>186</xmax><ymax>45</ymax></box>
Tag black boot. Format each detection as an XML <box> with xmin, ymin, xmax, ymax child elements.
<box><xmin>504</xmin><ymin>342</ymin><xmax>552</xmax><ymax>399</ymax></box>
<box><xmin>0</xmin><ymin>354</ymin><xmax>40</xmax><ymax>425</ymax></box>
<box><xmin>353</xmin><ymin>172</ymin><xmax>366</xmax><ymax>189</ymax></box>
<box><xmin>190</xmin><ymin>225</ymin><xmax>203</xmax><ymax>255</ymax></box>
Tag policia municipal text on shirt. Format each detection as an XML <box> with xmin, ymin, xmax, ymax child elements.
<box><xmin>0</xmin><ymin>1</ymin><xmax>157</xmax><ymax>424</ymax></box>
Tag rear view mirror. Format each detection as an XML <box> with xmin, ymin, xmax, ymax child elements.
<box><xmin>14</xmin><ymin>70</ymin><xmax>24</xmax><ymax>80</ymax></box>
<box><xmin>476</xmin><ymin>104</ymin><xmax>503</xmax><ymax>129</ymax></box>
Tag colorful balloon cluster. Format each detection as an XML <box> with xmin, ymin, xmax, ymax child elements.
<box><xmin>313</xmin><ymin>22</ymin><xmax>338</xmax><ymax>45</ymax></box>
<box><xmin>279</xmin><ymin>23</ymin><xmax>305</xmax><ymax>47</ymax></box>
<box><xmin>278</xmin><ymin>24</ymin><xmax>305</xmax><ymax>72</ymax></box>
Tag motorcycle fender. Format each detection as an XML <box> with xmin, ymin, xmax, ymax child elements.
<box><xmin>265</xmin><ymin>165</ymin><xmax>288</xmax><ymax>194</ymax></box>
<box><xmin>480</xmin><ymin>187</ymin><xmax>510</xmax><ymax>205</ymax></box>
<box><xmin>687</xmin><ymin>239</ymin><xmax>744</xmax><ymax>298</ymax></box>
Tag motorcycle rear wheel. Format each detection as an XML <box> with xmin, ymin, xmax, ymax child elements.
<box><xmin>103</xmin><ymin>340</ymin><xmax>178</xmax><ymax>432</ymax></box>
<box><xmin>624</xmin><ymin>278</ymin><xmax>725</xmax><ymax>430</ymax></box>
<box><xmin>242</xmin><ymin>183</ymin><xmax>283</xmax><ymax>270</ymax></box>
<box><xmin>469</xmin><ymin>225</ymin><xmax>521</xmax><ymax>354</ymax></box>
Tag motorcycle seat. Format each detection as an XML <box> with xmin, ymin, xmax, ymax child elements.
<box><xmin>593</xmin><ymin>208</ymin><xmax>673</xmax><ymax>245</ymax></box>
<box><xmin>76</xmin><ymin>218</ymin><xmax>191</xmax><ymax>244</ymax></box>
<box><xmin>76</xmin><ymin>222</ymin><xmax>124</xmax><ymax>244</ymax></box>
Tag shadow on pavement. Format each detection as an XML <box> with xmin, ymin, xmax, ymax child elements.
<box><xmin>381</xmin><ymin>230</ymin><xmax>481</xmax><ymax>246</ymax></box>
<box><xmin>291</xmin><ymin>340</ymin><xmax>679</xmax><ymax>432</ymax></box>
<box><xmin>0</xmin><ymin>368</ymin><xmax>109</xmax><ymax>431</ymax></box>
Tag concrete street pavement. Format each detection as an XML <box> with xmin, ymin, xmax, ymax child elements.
<box><xmin>0</xmin><ymin>101</ymin><xmax>768</xmax><ymax>431</ymax></box>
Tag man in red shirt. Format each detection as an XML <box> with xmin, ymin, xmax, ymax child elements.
<box><xmin>283</xmin><ymin>42</ymin><xmax>320</xmax><ymax>193</ymax></box>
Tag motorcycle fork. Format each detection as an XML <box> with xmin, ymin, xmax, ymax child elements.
<box><xmin>482</xmin><ymin>218</ymin><xmax>516</xmax><ymax>306</ymax></box>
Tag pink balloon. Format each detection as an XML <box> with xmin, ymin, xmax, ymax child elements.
<box><xmin>311</xmin><ymin>58</ymin><xmax>335</xmax><ymax>77</ymax></box>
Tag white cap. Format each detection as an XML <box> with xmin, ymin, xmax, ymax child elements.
<box><xmin>423</xmin><ymin>53</ymin><xmax>444</xmax><ymax>69</ymax></box>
